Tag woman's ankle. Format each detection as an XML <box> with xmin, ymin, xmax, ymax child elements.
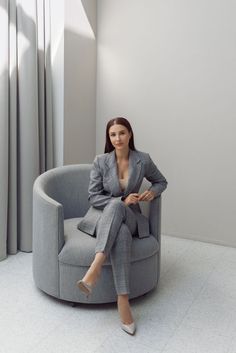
<box><xmin>94</xmin><ymin>252</ymin><xmax>106</xmax><ymax>265</ymax></box>
<box><xmin>82</xmin><ymin>253</ymin><xmax>106</xmax><ymax>286</ymax></box>
<box><xmin>83</xmin><ymin>265</ymin><xmax>101</xmax><ymax>286</ymax></box>
<box><xmin>117</xmin><ymin>295</ymin><xmax>134</xmax><ymax>324</ymax></box>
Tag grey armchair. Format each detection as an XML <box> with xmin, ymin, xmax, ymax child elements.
<box><xmin>32</xmin><ymin>164</ymin><xmax>162</xmax><ymax>304</ymax></box>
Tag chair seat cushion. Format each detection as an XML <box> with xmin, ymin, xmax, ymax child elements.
<box><xmin>58</xmin><ymin>217</ymin><xmax>159</xmax><ymax>267</ymax></box>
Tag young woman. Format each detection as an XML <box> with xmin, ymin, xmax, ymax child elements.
<box><xmin>77</xmin><ymin>117</ymin><xmax>167</xmax><ymax>335</ymax></box>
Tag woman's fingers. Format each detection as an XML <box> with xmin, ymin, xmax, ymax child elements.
<box><xmin>139</xmin><ymin>190</ymin><xmax>155</xmax><ymax>201</ymax></box>
<box><xmin>125</xmin><ymin>191</ymin><xmax>155</xmax><ymax>205</ymax></box>
<box><xmin>131</xmin><ymin>194</ymin><xmax>139</xmax><ymax>204</ymax></box>
<box><xmin>124</xmin><ymin>193</ymin><xmax>138</xmax><ymax>205</ymax></box>
<box><xmin>138</xmin><ymin>191</ymin><xmax>148</xmax><ymax>201</ymax></box>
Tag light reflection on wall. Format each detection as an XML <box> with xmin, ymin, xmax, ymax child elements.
<box><xmin>65</xmin><ymin>0</ymin><xmax>95</xmax><ymax>40</ymax></box>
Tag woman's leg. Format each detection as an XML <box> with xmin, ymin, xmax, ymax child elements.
<box><xmin>117</xmin><ymin>294</ymin><xmax>134</xmax><ymax>325</ymax></box>
<box><xmin>80</xmin><ymin>199</ymin><xmax>127</xmax><ymax>286</ymax></box>
<box><xmin>109</xmin><ymin>223</ymin><xmax>133</xmax><ymax>295</ymax></box>
<box><xmin>80</xmin><ymin>199</ymin><xmax>137</xmax><ymax>325</ymax></box>
<box><xmin>94</xmin><ymin>199</ymin><xmax>128</xmax><ymax>255</ymax></box>
<box><xmin>80</xmin><ymin>252</ymin><xmax>106</xmax><ymax>287</ymax></box>
<box><xmin>109</xmin><ymin>223</ymin><xmax>135</xmax><ymax>325</ymax></box>
<box><xmin>91</xmin><ymin>199</ymin><xmax>136</xmax><ymax>289</ymax></box>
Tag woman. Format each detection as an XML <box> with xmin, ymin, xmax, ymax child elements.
<box><xmin>77</xmin><ymin>117</ymin><xmax>167</xmax><ymax>335</ymax></box>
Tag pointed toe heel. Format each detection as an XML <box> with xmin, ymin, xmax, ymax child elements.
<box><xmin>121</xmin><ymin>322</ymin><xmax>136</xmax><ymax>335</ymax></box>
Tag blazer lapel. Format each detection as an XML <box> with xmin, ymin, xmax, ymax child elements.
<box><xmin>104</xmin><ymin>149</ymin><xmax>142</xmax><ymax>196</ymax></box>
<box><xmin>125</xmin><ymin>149</ymin><xmax>142</xmax><ymax>196</ymax></box>
<box><xmin>104</xmin><ymin>150</ymin><xmax>121</xmax><ymax>195</ymax></box>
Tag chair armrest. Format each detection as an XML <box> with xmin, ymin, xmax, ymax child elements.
<box><xmin>32</xmin><ymin>179</ymin><xmax>64</xmax><ymax>297</ymax></box>
<box><xmin>149</xmin><ymin>196</ymin><xmax>161</xmax><ymax>242</ymax></box>
<box><xmin>140</xmin><ymin>195</ymin><xmax>161</xmax><ymax>242</ymax></box>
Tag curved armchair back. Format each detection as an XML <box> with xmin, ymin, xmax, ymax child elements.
<box><xmin>34</xmin><ymin>164</ymin><xmax>92</xmax><ymax>219</ymax></box>
<box><xmin>34</xmin><ymin>164</ymin><xmax>161</xmax><ymax>237</ymax></box>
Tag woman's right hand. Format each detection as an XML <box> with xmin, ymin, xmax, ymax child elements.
<box><xmin>123</xmin><ymin>193</ymin><xmax>140</xmax><ymax>206</ymax></box>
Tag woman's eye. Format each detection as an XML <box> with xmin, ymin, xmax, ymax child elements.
<box><xmin>110</xmin><ymin>131</ymin><xmax>125</xmax><ymax>137</ymax></box>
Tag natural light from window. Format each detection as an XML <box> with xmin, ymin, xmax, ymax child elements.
<box><xmin>66</xmin><ymin>0</ymin><xmax>95</xmax><ymax>40</ymax></box>
<box><xmin>0</xmin><ymin>7</ymin><xmax>8</xmax><ymax>76</ymax></box>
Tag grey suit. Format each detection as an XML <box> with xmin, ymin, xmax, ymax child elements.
<box><xmin>78</xmin><ymin>149</ymin><xmax>167</xmax><ymax>294</ymax></box>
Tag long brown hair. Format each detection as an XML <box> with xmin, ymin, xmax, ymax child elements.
<box><xmin>104</xmin><ymin>117</ymin><xmax>136</xmax><ymax>153</ymax></box>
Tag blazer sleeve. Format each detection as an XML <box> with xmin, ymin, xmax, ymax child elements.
<box><xmin>88</xmin><ymin>156</ymin><xmax>122</xmax><ymax>209</ymax></box>
<box><xmin>145</xmin><ymin>153</ymin><xmax>168</xmax><ymax>197</ymax></box>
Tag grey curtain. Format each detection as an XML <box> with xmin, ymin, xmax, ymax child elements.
<box><xmin>0</xmin><ymin>0</ymin><xmax>54</xmax><ymax>261</ymax></box>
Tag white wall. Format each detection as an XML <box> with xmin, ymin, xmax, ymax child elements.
<box><xmin>96</xmin><ymin>0</ymin><xmax>236</xmax><ymax>247</ymax></box>
<box><xmin>64</xmin><ymin>0</ymin><xmax>97</xmax><ymax>164</ymax></box>
<box><xmin>49</xmin><ymin>0</ymin><xmax>97</xmax><ymax>166</ymax></box>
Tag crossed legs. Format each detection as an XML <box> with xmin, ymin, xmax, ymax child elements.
<box><xmin>79</xmin><ymin>199</ymin><xmax>137</xmax><ymax>325</ymax></box>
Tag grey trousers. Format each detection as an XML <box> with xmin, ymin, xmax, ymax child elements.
<box><xmin>94</xmin><ymin>199</ymin><xmax>137</xmax><ymax>295</ymax></box>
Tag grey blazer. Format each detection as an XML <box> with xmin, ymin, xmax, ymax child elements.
<box><xmin>77</xmin><ymin>149</ymin><xmax>168</xmax><ymax>238</ymax></box>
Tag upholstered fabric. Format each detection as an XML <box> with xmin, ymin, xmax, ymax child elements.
<box><xmin>59</xmin><ymin>217</ymin><xmax>159</xmax><ymax>267</ymax></box>
<box><xmin>32</xmin><ymin>164</ymin><xmax>162</xmax><ymax>304</ymax></box>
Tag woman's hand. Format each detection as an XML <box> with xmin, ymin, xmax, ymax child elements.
<box><xmin>123</xmin><ymin>193</ymin><xmax>140</xmax><ymax>206</ymax></box>
<box><xmin>138</xmin><ymin>190</ymin><xmax>156</xmax><ymax>202</ymax></box>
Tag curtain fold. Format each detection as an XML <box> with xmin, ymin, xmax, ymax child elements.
<box><xmin>8</xmin><ymin>0</ymin><xmax>17</xmax><ymax>254</ymax></box>
<box><xmin>0</xmin><ymin>0</ymin><xmax>9</xmax><ymax>260</ymax></box>
<box><xmin>0</xmin><ymin>0</ymin><xmax>54</xmax><ymax>261</ymax></box>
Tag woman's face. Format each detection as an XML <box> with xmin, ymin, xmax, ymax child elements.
<box><xmin>108</xmin><ymin>124</ymin><xmax>132</xmax><ymax>151</ymax></box>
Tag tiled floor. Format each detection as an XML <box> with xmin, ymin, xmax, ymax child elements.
<box><xmin>0</xmin><ymin>235</ymin><xmax>236</xmax><ymax>353</ymax></box>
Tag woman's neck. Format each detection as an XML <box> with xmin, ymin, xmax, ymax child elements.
<box><xmin>115</xmin><ymin>148</ymin><xmax>130</xmax><ymax>162</ymax></box>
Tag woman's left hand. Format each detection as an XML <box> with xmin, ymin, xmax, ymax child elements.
<box><xmin>138</xmin><ymin>190</ymin><xmax>156</xmax><ymax>202</ymax></box>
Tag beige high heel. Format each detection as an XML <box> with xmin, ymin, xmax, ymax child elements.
<box><xmin>121</xmin><ymin>321</ymin><xmax>136</xmax><ymax>335</ymax></box>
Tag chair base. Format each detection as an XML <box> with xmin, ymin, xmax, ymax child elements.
<box><xmin>60</xmin><ymin>253</ymin><xmax>159</xmax><ymax>304</ymax></box>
